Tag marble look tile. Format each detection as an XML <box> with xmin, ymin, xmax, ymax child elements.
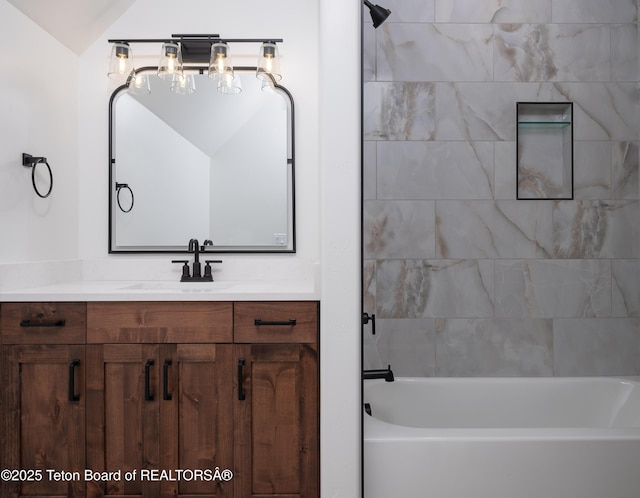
<box><xmin>612</xmin><ymin>259</ymin><xmax>640</xmax><ymax>317</ymax></box>
<box><xmin>495</xmin><ymin>141</ymin><xmax>517</xmax><ymax>199</ymax></box>
<box><xmin>436</xmin><ymin>201</ymin><xmax>553</xmax><ymax>258</ymax></box>
<box><xmin>435</xmin><ymin>0</ymin><xmax>551</xmax><ymax>23</ymax></box>
<box><xmin>552</xmin><ymin>201</ymin><xmax>639</xmax><ymax>258</ymax></box>
<box><xmin>436</xmin><ymin>82</ymin><xmax>638</xmax><ymax>142</ymax></box>
<box><xmin>376</xmin><ymin>259</ymin><xmax>494</xmax><ymax>318</ymax></box>
<box><xmin>551</xmin><ymin>0</ymin><xmax>638</xmax><ymax>23</ymax></box>
<box><xmin>612</xmin><ymin>141</ymin><xmax>639</xmax><ymax>199</ymax></box>
<box><xmin>611</xmin><ymin>24</ymin><xmax>639</xmax><ymax>82</ymax></box>
<box><xmin>364</xmin><ymin>201</ymin><xmax>436</xmax><ymax>258</ymax></box>
<box><xmin>495</xmin><ymin>259</ymin><xmax>611</xmax><ymax>317</ymax></box>
<box><xmin>377</xmin><ymin>141</ymin><xmax>494</xmax><ymax>199</ymax></box>
<box><xmin>435</xmin><ymin>82</ymin><xmax>553</xmax><ymax>141</ymax></box>
<box><xmin>375</xmin><ymin>0</ymin><xmax>435</xmax><ymax>23</ymax></box>
<box><xmin>574</xmin><ymin>142</ymin><xmax>611</xmax><ymax>199</ymax></box>
<box><xmin>363</xmin><ymin>82</ymin><xmax>435</xmax><ymax>140</ymax></box>
<box><xmin>495</xmin><ymin>24</ymin><xmax>610</xmax><ymax>82</ymax></box>
<box><xmin>363</xmin><ymin>141</ymin><xmax>377</xmax><ymax>201</ymax></box>
<box><xmin>564</xmin><ymin>83</ymin><xmax>639</xmax><ymax>141</ymax></box>
<box><xmin>436</xmin><ymin>318</ymin><xmax>553</xmax><ymax>376</ymax></box>
<box><xmin>362</xmin><ymin>23</ymin><xmax>376</xmax><ymax>82</ymax></box>
<box><xmin>553</xmin><ymin>318</ymin><xmax>640</xmax><ymax>376</ymax></box>
<box><xmin>365</xmin><ymin>318</ymin><xmax>438</xmax><ymax>376</ymax></box>
<box><xmin>377</xmin><ymin>24</ymin><xmax>494</xmax><ymax>82</ymax></box>
<box><xmin>363</xmin><ymin>260</ymin><xmax>377</xmax><ymax>317</ymax></box>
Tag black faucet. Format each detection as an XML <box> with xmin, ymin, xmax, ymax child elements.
<box><xmin>363</xmin><ymin>365</ymin><xmax>394</xmax><ymax>382</ymax></box>
<box><xmin>171</xmin><ymin>238</ymin><xmax>222</xmax><ymax>282</ymax></box>
<box><xmin>188</xmin><ymin>238</ymin><xmax>202</xmax><ymax>278</ymax></box>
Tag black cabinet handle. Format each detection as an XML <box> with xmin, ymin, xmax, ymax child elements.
<box><xmin>254</xmin><ymin>318</ymin><xmax>297</xmax><ymax>326</ymax></box>
<box><xmin>68</xmin><ymin>359</ymin><xmax>80</xmax><ymax>402</ymax></box>
<box><xmin>20</xmin><ymin>319</ymin><xmax>66</xmax><ymax>328</ymax></box>
<box><xmin>144</xmin><ymin>359</ymin><xmax>154</xmax><ymax>401</ymax></box>
<box><xmin>238</xmin><ymin>358</ymin><xmax>246</xmax><ymax>401</ymax></box>
<box><xmin>163</xmin><ymin>359</ymin><xmax>172</xmax><ymax>401</ymax></box>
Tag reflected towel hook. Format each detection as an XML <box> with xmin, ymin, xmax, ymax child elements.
<box><xmin>115</xmin><ymin>182</ymin><xmax>135</xmax><ymax>213</ymax></box>
<box><xmin>22</xmin><ymin>153</ymin><xmax>53</xmax><ymax>198</ymax></box>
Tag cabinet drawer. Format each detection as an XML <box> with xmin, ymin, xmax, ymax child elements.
<box><xmin>234</xmin><ymin>301</ymin><xmax>318</xmax><ymax>343</ymax></box>
<box><xmin>87</xmin><ymin>302</ymin><xmax>233</xmax><ymax>343</ymax></box>
<box><xmin>1</xmin><ymin>302</ymin><xmax>86</xmax><ymax>344</ymax></box>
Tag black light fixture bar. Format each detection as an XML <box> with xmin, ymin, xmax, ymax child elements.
<box><xmin>107</xmin><ymin>36</ymin><xmax>283</xmax><ymax>44</ymax></box>
<box><xmin>108</xmin><ymin>35</ymin><xmax>284</xmax><ymax>63</ymax></box>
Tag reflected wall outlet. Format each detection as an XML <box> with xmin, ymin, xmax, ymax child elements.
<box><xmin>273</xmin><ymin>233</ymin><xmax>287</xmax><ymax>245</ymax></box>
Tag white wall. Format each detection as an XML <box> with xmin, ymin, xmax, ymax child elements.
<box><xmin>0</xmin><ymin>0</ymin><xmax>79</xmax><ymax>262</ymax></box>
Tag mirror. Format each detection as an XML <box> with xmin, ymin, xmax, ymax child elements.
<box><xmin>109</xmin><ymin>67</ymin><xmax>295</xmax><ymax>253</ymax></box>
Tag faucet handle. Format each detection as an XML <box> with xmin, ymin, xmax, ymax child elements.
<box><xmin>171</xmin><ymin>260</ymin><xmax>190</xmax><ymax>280</ymax></box>
<box><xmin>204</xmin><ymin>260</ymin><xmax>223</xmax><ymax>279</ymax></box>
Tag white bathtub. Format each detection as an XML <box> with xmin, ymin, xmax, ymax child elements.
<box><xmin>364</xmin><ymin>377</ymin><xmax>640</xmax><ymax>498</ymax></box>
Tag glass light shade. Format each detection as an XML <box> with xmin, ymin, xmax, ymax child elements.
<box><xmin>171</xmin><ymin>73</ymin><xmax>196</xmax><ymax>95</ymax></box>
<box><xmin>208</xmin><ymin>42</ymin><xmax>234</xmax><ymax>81</ymax></box>
<box><xmin>107</xmin><ymin>42</ymin><xmax>133</xmax><ymax>80</ymax></box>
<box><xmin>256</xmin><ymin>42</ymin><xmax>281</xmax><ymax>81</ymax></box>
<box><xmin>157</xmin><ymin>41</ymin><xmax>184</xmax><ymax>81</ymax></box>
<box><xmin>128</xmin><ymin>71</ymin><xmax>151</xmax><ymax>95</ymax></box>
<box><xmin>217</xmin><ymin>72</ymin><xmax>242</xmax><ymax>94</ymax></box>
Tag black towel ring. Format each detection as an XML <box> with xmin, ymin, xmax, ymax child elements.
<box><xmin>22</xmin><ymin>153</ymin><xmax>53</xmax><ymax>199</ymax></box>
<box><xmin>116</xmin><ymin>182</ymin><xmax>134</xmax><ymax>213</ymax></box>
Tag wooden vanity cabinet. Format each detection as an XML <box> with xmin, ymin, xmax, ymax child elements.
<box><xmin>233</xmin><ymin>302</ymin><xmax>319</xmax><ymax>498</ymax></box>
<box><xmin>86</xmin><ymin>302</ymin><xmax>234</xmax><ymax>498</ymax></box>
<box><xmin>1</xmin><ymin>300</ymin><xmax>319</xmax><ymax>498</ymax></box>
<box><xmin>0</xmin><ymin>302</ymin><xmax>87</xmax><ymax>498</ymax></box>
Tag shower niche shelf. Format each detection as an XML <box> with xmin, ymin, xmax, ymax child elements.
<box><xmin>516</xmin><ymin>102</ymin><xmax>573</xmax><ymax>200</ymax></box>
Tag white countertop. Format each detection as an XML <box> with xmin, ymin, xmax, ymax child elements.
<box><xmin>0</xmin><ymin>279</ymin><xmax>319</xmax><ymax>302</ymax></box>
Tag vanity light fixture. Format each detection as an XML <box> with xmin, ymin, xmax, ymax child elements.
<box><xmin>107</xmin><ymin>42</ymin><xmax>133</xmax><ymax>80</ymax></box>
<box><xmin>256</xmin><ymin>41</ymin><xmax>281</xmax><ymax>81</ymax></box>
<box><xmin>107</xmin><ymin>35</ymin><xmax>284</xmax><ymax>94</ymax></box>
<box><xmin>158</xmin><ymin>41</ymin><xmax>184</xmax><ymax>81</ymax></box>
<box><xmin>208</xmin><ymin>41</ymin><xmax>234</xmax><ymax>81</ymax></box>
<box><xmin>364</xmin><ymin>0</ymin><xmax>392</xmax><ymax>28</ymax></box>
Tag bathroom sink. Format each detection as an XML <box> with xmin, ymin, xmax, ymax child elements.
<box><xmin>120</xmin><ymin>281</ymin><xmax>235</xmax><ymax>292</ymax></box>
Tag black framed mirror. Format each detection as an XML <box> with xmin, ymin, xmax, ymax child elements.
<box><xmin>108</xmin><ymin>67</ymin><xmax>295</xmax><ymax>253</ymax></box>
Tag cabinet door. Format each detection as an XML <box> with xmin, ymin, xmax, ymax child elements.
<box><xmin>161</xmin><ymin>343</ymin><xmax>234</xmax><ymax>498</ymax></box>
<box><xmin>234</xmin><ymin>344</ymin><xmax>319</xmax><ymax>498</ymax></box>
<box><xmin>86</xmin><ymin>344</ymin><xmax>161</xmax><ymax>498</ymax></box>
<box><xmin>1</xmin><ymin>344</ymin><xmax>85</xmax><ymax>498</ymax></box>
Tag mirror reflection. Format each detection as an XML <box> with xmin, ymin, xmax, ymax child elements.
<box><xmin>109</xmin><ymin>69</ymin><xmax>295</xmax><ymax>253</ymax></box>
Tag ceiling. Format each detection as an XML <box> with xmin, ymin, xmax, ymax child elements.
<box><xmin>7</xmin><ymin>0</ymin><xmax>135</xmax><ymax>54</ymax></box>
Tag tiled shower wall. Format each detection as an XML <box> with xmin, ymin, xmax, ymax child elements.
<box><xmin>362</xmin><ymin>0</ymin><xmax>640</xmax><ymax>376</ymax></box>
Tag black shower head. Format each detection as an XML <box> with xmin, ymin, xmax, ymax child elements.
<box><xmin>364</xmin><ymin>0</ymin><xmax>391</xmax><ymax>28</ymax></box>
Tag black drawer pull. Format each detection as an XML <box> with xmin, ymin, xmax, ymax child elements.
<box><xmin>163</xmin><ymin>359</ymin><xmax>172</xmax><ymax>401</ymax></box>
<box><xmin>20</xmin><ymin>319</ymin><xmax>66</xmax><ymax>328</ymax></box>
<box><xmin>144</xmin><ymin>359</ymin><xmax>154</xmax><ymax>401</ymax></box>
<box><xmin>254</xmin><ymin>318</ymin><xmax>297</xmax><ymax>326</ymax></box>
<box><xmin>238</xmin><ymin>358</ymin><xmax>246</xmax><ymax>401</ymax></box>
<box><xmin>68</xmin><ymin>359</ymin><xmax>80</xmax><ymax>402</ymax></box>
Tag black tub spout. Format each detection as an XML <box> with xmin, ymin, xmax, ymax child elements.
<box><xmin>363</xmin><ymin>365</ymin><xmax>394</xmax><ymax>382</ymax></box>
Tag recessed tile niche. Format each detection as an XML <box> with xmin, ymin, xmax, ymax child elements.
<box><xmin>516</xmin><ymin>102</ymin><xmax>573</xmax><ymax>200</ymax></box>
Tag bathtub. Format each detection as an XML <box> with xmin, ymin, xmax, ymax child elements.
<box><xmin>363</xmin><ymin>377</ymin><xmax>640</xmax><ymax>498</ymax></box>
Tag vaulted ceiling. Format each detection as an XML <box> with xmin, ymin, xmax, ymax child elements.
<box><xmin>7</xmin><ymin>0</ymin><xmax>135</xmax><ymax>54</ymax></box>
